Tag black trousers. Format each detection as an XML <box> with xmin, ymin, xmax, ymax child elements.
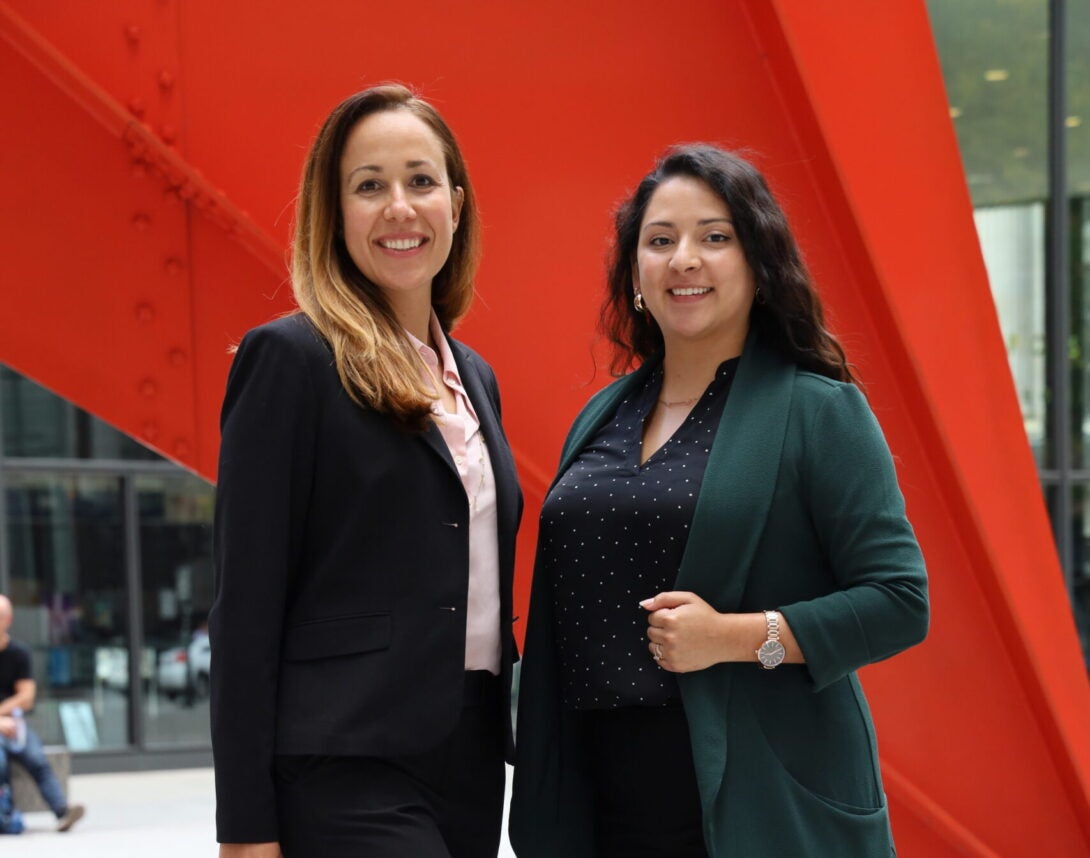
<box><xmin>275</xmin><ymin>671</ymin><xmax>506</xmax><ymax>858</ymax></box>
<box><xmin>585</xmin><ymin>701</ymin><xmax>709</xmax><ymax>858</ymax></box>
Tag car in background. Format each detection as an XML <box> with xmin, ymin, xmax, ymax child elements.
<box><xmin>156</xmin><ymin>633</ymin><xmax>211</xmax><ymax>700</ymax></box>
<box><xmin>95</xmin><ymin>645</ymin><xmax>154</xmax><ymax>692</ymax></box>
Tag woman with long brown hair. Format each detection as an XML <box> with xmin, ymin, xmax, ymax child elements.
<box><xmin>210</xmin><ymin>85</ymin><xmax>521</xmax><ymax>858</ymax></box>
<box><xmin>511</xmin><ymin>145</ymin><xmax>928</xmax><ymax>857</ymax></box>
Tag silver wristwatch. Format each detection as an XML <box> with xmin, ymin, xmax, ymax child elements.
<box><xmin>756</xmin><ymin>610</ymin><xmax>786</xmax><ymax>670</ymax></box>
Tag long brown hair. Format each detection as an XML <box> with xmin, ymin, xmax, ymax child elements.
<box><xmin>292</xmin><ymin>84</ymin><xmax>481</xmax><ymax>429</ymax></box>
<box><xmin>601</xmin><ymin>145</ymin><xmax>855</xmax><ymax>383</ymax></box>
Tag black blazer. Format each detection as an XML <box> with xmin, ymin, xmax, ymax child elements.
<box><xmin>208</xmin><ymin>313</ymin><xmax>522</xmax><ymax>844</ymax></box>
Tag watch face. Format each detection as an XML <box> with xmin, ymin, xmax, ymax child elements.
<box><xmin>757</xmin><ymin>640</ymin><xmax>786</xmax><ymax>668</ymax></box>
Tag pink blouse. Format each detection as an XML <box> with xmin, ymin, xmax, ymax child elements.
<box><xmin>406</xmin><ymin>313</ymin><xmax>501</xmax><ymax>675</ymax></box>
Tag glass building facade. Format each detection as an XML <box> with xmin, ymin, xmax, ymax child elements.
<box><xmin>0</xmin><ymin>368</ymin><xmax>214</xmax><ymax>770</ymax></box>
<box><xmin>927</xmin><ymin>0</ymin><xmax>1090</xmax><ymax>658</ymax></box>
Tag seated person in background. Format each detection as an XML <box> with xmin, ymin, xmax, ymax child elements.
<box><xmin>0</xmin><ymin>594</ymin><xmax>85</xmax><ymax>832</ymax></box>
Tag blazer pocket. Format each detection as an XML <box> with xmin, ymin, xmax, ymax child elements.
<box><xmin>283</xmin><ymin>612</ymin><xmax>391</xmax><ymax>662</ymax></box>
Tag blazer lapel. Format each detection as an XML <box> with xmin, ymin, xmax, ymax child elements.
<box><xmin>674</xmin><ymin>332</ymin><xmax>795</xmax><ymax>836</ymax></box>
<box><xmin>420</xmin><ymin>419</ymin><xmax>460</xmax><ymax>478</ymax></box>
<box><xmin>449</xmin><ymin>340</ymin><xmax>520</xmax><ymax>538</ymax></box>
<box><xmin>674</xmin><ymin>331</ymin><xmax>794</xmax><ymax>607</ymax></box>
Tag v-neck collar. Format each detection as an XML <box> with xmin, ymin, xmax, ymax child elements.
<box><xmin>627</xmin><ymin>358</ymin><xmax>741</xmax><ymax>472</ymax></box>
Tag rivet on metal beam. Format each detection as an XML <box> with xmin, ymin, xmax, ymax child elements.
<box><xmin>164</xmin><ymin>257</ymin><xmax>185</xmax><ymax>276</ymax></box>
<box><xmin>142</xmin><ymin>421</ymin><xmax>160</xmax><ymax>441</ymax></box>
<box><xmin>139</xmin><ymin>379</ymin><xmax>159</xmax><ymax>398</ymax></box>
<box><xmin>158</xmin><ymin>71</ymin><xmax>175</xmax><ymax>92</ymax></box>
<box><xmin>135</xmin><ymin>303</ymin><xmax>155</xmax><ymax>323</ymax></box>
<box><xmin>124</xmin><ymin>25</ymin><xmax>142</xmax><ymax>45</ymax></box>
<box><xmin>173</xmin><ymin>439</ymin><xmax>191</xmax><ymax>458</ymax></box>
<box><xmin>127</xmin><ymin>137</ymin><xmax>148</xmax><ymax>160</ymax></box>
<box><xmin>127</xmin><ymin>97</ymin><xmax>147</xmax><ymax>119</ymax></box>
<box><xmin>168</xmin><ymin>348</ymin><xmax>187</xmax><ymax>367</ymax></box>
<box><xmin>160</xmin><ymin>124</ymin><xmax>177</xmax><ymax>145</ymax></box>
<box><xmin>131</xmin><ymin>213</ymin><xmax>151</xmax><ymax>231</ymax></box>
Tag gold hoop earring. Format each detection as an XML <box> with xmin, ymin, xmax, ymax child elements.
<box><xmin>633</xmin><ymin>292</ymin><xmax>646</xmax><ymax>313</ymax></box>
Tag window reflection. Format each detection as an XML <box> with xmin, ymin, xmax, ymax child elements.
<box><xmin>4</xmin><ymin>473</ymin><xmax>130</xmax><ymax>750</ymax></box>
<box><xmin>1068</xmin><ymin>2</ymin><xmax>1089</xmax><ymax>199</ymax></box>
<box><xmin>1079</xmin><ymin>203</ymin><xmax>1090</xmax><ymax>465</ymax></box>
<box><xmin>975</xmin><ymin>204</ymin><xmax>1048</xmax><ymax>464</ymax></box>
<box><xmin>927</xmin><ymin>0</ymin><xmax>1049</xmax><ymax>206</ymax></box>
<box><xmin>1073</xmin><ymin>8</ymin><xmax>1090</xmax><ymax>475</ymax></box>
<box><xmin>927</xmin><ymin>0</ymin><xmax>1051</xmax><ymax>461</ymax></box>
<box><xmin>1071</xmin><ymin>484</ymin><xmax>1090</xmax><ymax>664</ymax></box>
<box><xmin>1</xmin><ymin>366</ymin><xmax>160</xmax><ymax>460</ymax></box>
<box><xmin>0</xmin><ymin>366</ymin><xmax>216</xmax><ymax>754</ymax></box>
<box><xmin>137</xmin><ymin>474</ymin><xmax>214</xmax><ymax>748</ymax></box>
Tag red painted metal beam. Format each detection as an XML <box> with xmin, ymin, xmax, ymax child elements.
<box><xmin>0</xmin><ymin>0</ymin><xmax>288</xmax><ymax>475</ymax></box>
<box><xmin>0</xmin><ymin>3</ymin><xmax>281</xmax><ymax>278</ymax></box>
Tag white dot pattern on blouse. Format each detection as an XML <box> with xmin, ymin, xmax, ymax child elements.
<box><xmin>541</xmin><ymin>358</ymin><xmax>739</xmax><ymax>710</ymax></box>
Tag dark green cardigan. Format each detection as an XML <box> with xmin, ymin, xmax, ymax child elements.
<box><xmin>509</xmin><ymin>333</ymin><xmax>929</xmax><ymax>858</ymax></box>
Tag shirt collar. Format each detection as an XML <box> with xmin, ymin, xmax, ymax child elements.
<box><xmin>404</xmin><ymin>310</ymin><xmax>465</xmax><ymax>390</ymax></box>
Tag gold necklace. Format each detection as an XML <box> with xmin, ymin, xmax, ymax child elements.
<box><xmin>470</xmin><ymin>430</ymin><xmax>487</xmax><ymax>513</ymax></box>
<box><xmin>657</xmin><ymin>395</ymin><xmax>700</xmax><ymax>407</ymax></box>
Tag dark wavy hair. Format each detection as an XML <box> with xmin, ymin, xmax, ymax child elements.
<box><xmin>601</xmin><ymin>144</ymin><xmax>856</xmax><ymax>383</ymax></box>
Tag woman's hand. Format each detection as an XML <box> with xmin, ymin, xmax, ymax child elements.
<box><xmin>641</xmin><ymin>593</ymin><xmax>805</xmax><ymax>672</ymax></box>
<box><xmin>219</xmin><ymin>843</ymin><xmax>282</xmax><ymax>858</ymax></box>
<box><xmin>640</xmin><ymin>591</ymin><xmax>730</xmax><ymax>673</ymax></box>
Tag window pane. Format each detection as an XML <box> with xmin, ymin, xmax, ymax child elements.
<box><xmin>1</xmin><ymin>366</ymin><xmax>161</xmax><ymax>461</ymax></box>
<box><xmin>975</xmin><ymin>204</ymin><xmax>1048</xmax><ymax>464</ymax></box>
<box><xmin>1071</xmin><ymin>484</ymin><xmax>1090</xmax><ymax>667</ymax></box>
<box><xmin>928</xmin><ymin>0</ymin><xmax>1051</xmax><ymax>463</ymax></box>
<box><xmin>1072</xmin><ymin>10</ymin><xmax>1090</xmax><ymax>468</ymax></box>
<box><xmin>5</xmin><ymin>472</ymin><xmax>131</xmax><ymax>750</ymax></box>
<box><xmin>137</xmin><ymin>473</ymin><xmax>215</xmax><ymax>748</ymax></box>
<box><xmin>1069</xmin><ymin>0</ymin><xmax>1089</xmax><ymax>199</ymax></box>
<box><xmin>1076</xmin><ymin>200</ymin><xmax>1090</xmax><ymax>466</ymax></box>
<box><xmin>927</xmin><ymin>0</ymin><xmax>1049</xmax><ymax>207</ymax></box>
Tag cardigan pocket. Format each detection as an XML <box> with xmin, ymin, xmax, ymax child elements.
<box><xmin>742</xmin><ymin>672</ymin><xmax>884</xmax><ymax>814</ymax></box>
<box><xmin>726</xmin><ymin>689</ymin><xmax>896</xmax><ymax>856</ymax></box>
<box><xmin>755</xmin><ymin>727</ymin><xmax>886</xmax><ymax>818</ymax></box>
<box><xmin>282</xmin><ymin>612</ymin><xmax>391</xmax><ymax>661</ymax></box>
<box><xmin>749</xmin><ymin>752</ymin><xmax>893</xmax><ymax>858</ymax></box>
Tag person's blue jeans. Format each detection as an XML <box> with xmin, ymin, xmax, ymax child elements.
<box><xmin>0</xmin><ymin>726</ymin><xmax>67</xmax><ymax>818</ymax></box>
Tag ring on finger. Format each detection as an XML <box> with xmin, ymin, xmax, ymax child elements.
<box><xmin>653</xmin><ymin>643</ymin><xmax>664</xmax><ymax>660</ymax></box>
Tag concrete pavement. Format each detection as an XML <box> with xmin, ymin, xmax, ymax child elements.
<box><xmin>5</xmin><ymin>766</ymin><xmax>518</xmax><ymax>856</ymax></box>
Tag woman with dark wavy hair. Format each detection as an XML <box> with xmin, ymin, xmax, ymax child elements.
<box><xmin>210</xmin><ymin>85</ymin><xmax>522</xmax><ymax>858</ymax></box>
<box><xmin>511</xmin><ymin>145</ymin><xmax>928</xmax><ymax>858</ymax></box>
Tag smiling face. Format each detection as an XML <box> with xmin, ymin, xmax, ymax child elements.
<box><xmin>339</xmin><ymin>109</ymin><xmax>464</xmax><ymax>313</ymax></box>
<box><xmin>634</xmin><ymin>175</ymin><xmax>756</xmax><ymax>353</ymax></box>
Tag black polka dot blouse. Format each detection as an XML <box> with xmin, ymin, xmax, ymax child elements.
<box><xmin>542</xmin><ymin>358</ymin><xmax>739</xmax><ymax>710</ymax></box>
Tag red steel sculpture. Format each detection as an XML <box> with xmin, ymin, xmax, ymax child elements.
<box><xmin>2</xmin><ymin>1</ymin><xmax>1088</xmax><ymax>853</ymax></box>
